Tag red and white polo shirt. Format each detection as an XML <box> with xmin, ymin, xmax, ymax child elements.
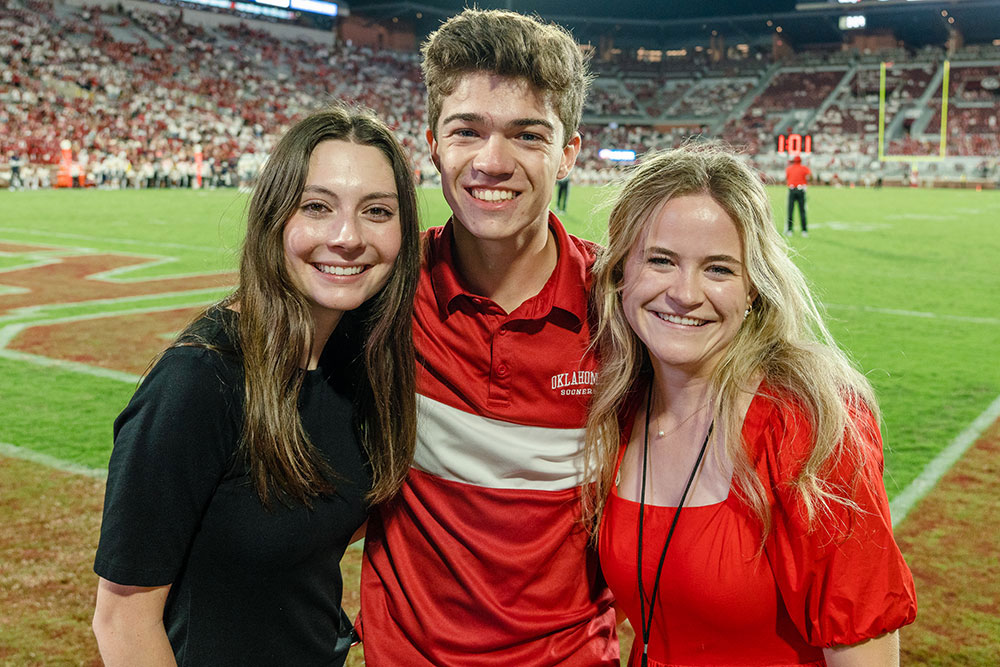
<box><xmin>360</xmin><ymin>213</ymin><xmax>618</xmax><ymax>666</ymax></box>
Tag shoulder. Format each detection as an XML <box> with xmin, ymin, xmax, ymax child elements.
<box><xmin>568</xmin><ymin>234</ymin><xmax>600</xmax><ymax>268</ymax></box>
<box><xmin>126</xmin><ymin>311</ymin><xmax>243</xmax><ymax>421</ymax></box>
<box><xmin>164</xmin><ymin>310</ymin><xmax>240</xmax><ymax>383</ymax></box>
<box><xmin>421</xmin><ymin>225</ymin><xmax>448</xmax><ymax>251</ymax></box>
<box><xmin>744</xmin><ymin>383</ymin><xmax>821</xmax><ymax>482</ymax></box>
<box><xmin>745</xmin><ymin>382</ymin><xmax>809</xmax><ymax>445</ymax></box>
<box><xmin>177</xmin><ymin>307</ymin><xmax>239</xmax><ymax>350</ymax></box>
<box><xmin>110</xmin><ymin>320</ymin><xmax>245</xmax><ymax>483</ymax></box>
<box><xmin>419</xmin><ymin>224</ymin><xmax>454</xmax><ymax>273</ymax></box>
<box><xmin>150</xmin><ymin>344</ymin><xmax>240</xmax><ymax>395</ymax></box>
<box><xmin>746</xmin><ymin>382</ymin><xmax>881</xmax><ymax>487</ymax></box>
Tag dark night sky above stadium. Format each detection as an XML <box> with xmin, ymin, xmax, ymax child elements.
<box><xmin>351</xmin><ymin>1</ymin><xmax>801</xmax><ymax>21</ymax></box>
<box><xmin>350</xmin><ymin>1</ymin><xmax>1000</xmax><ymax>48</ymax></box>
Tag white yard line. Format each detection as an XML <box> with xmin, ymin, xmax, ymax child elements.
<box><xmin>890</xmin><ymin>393</ymin><xmax>1000</xmax><ymax>527</ymax></box>
<box><xmin>0</xmin><ymin>239</ymin><xmax>235</xmax><ymax>283</ymax></box>
<box><xmin>0</xmin><ymin>257</ymin><xmax>75</xmax><ymax>275</ymax></box>
<box><xmin>0</xmin><ymin>442</ymin><xmax>107</xmax><ymax>480</ymax></box>
<box><xmin>0</xmin><ymin>287</ymin><xmax>227</xmax><ymax>323</ymax></box>
<box><xmin>0</xmin><ymin>227</ymin><xmax>227</xmax><ymax>252</ymax></box>
<box><xmin>0</xmin><ymin>323</ymin><xmax>28</xmax><ymax>347</ymax></box>
<box><xmin>826</xmin><ymin>303</ymin><xmax>1000</xmax><ymax>326</ymax></box>
<box><xmin>0</xmin><ymin>348</ymin><xmax>141</xmax><ymax>383</ymax></box>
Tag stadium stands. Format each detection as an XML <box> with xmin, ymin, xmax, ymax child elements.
<box><xmin>1</xmin><ymin>0</ymin><xmax>998</xmax><ymax>188</ymax></box>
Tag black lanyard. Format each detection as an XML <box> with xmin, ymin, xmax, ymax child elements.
<box><xmin>636</xmin><ymin>383</ymin><xmax>713</xmax><ymax>667</ymax></box>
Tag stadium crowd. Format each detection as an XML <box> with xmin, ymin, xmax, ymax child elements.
<box><xmin>2</xmin><ymin>0</ymin><xmax>998</xmax><ymax>188</ymax></box>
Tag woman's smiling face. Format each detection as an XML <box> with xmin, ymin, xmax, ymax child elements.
<box><xmin>282</xmin><ymin>140</ymin><xmax>402</xmax><ymax>331</ymax></box>
<box><xmin>622</xmin><ymin>193</ymin><xmax>754</xmax><ymax>380</ymax></box>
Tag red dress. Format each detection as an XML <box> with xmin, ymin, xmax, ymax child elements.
<box><xmin>598</xmin><ymin>385</ymin><xmax>917</xmax><ymax>666</ymax></box>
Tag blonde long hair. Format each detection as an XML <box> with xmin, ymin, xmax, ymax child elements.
<box><xmin>584</xmin><ymin>143</ymin><xmax>879</xmax><ymax>540</ymax></box>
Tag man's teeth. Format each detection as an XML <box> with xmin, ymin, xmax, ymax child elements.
<box><xmin>471</xmin><ymin>189</ymin><xmax>516</xmax><ymax>202</ymax></box>
<box><xmin>655</xmin><ymin>312</ymin><xmax>706</xmax><ymax>326</ymax></box>
<box><xmin>316</xmin><ymin>264</ymin><xmax>364</xmax><ymax>276</ymax></box>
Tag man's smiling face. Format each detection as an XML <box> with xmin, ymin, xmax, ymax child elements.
<box><xmin>428</xmin><ymin>72</ymin><xmax>580</xmax><ymax>245</ymax></box>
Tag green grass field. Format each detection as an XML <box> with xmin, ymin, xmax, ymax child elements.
<box><xmin>2</xmin><ymin>185</ymin><xmax>998</xmax><ymax>502</ymax></box>
<box><xmin>2</xmin><ymin>185</ymin><xmax>999</xmax><ymax>665</ymax></box>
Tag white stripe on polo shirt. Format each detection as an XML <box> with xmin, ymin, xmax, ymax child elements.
<box><xmin>412</xmin><ymin>394</ymin><xmax>587</xmax><ymax>491</ymax></box>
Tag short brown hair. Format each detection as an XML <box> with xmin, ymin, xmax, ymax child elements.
<box><xmin>421</xmin><ymin>8</ymin><xmax>591</xmax><ymax>145</ymax></box>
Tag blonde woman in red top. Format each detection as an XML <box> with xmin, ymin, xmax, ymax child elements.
<box><xmin>585</xmin><ymin>144</ymin><xmax>916</xmax><ymax>666</ymax></box>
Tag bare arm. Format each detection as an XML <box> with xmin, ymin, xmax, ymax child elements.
<box><xmin>823</xmin><ymin>630</ymin><xmax>899</xmax><ymax>667</ymax></box>
<box><xmin>93</xmin><ymin>578</ymin><xmax>176</xmax><ymax>667</ymax></box>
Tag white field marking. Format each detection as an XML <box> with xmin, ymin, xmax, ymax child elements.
<box><xmin>0</xmin><ymin>287</ymin><xmax>229</xmax><ymax>323</ymax></box>
<box><xmin>0</xmin><ymin>348</ymin><xmax>142</xmax><ymax>383</ymax></box>
<box><xmin>890</xmin><ymin>393</ymin><xmax>1000</xmax><ymax>527</ymax></box>
<box><xmin>807</xmin><ymin>221</ymin><xmax>892</xmax><ymax>232</ymax></box>
<box><xmin>86</xmin><ymin>254</ymin><xmax>234</xmax><ymax>283</ymax></box>
<box><xmin>94</xmin><ymin>265</ymin><xmax>234</xmax><ymax>283</ymax></box>
<box><xmin>0</xmin><ymin>257</ymin><xmax>71</xmax><ymax>275</ymax></box>
<box><xmin>0</xmin><ymin>284</ymin><xmax>29</xmax><ymax>296</ymax></box>
<box><xmin>0</xmin><ymin>227</ymin><xmax>226</xmax><ymax>252</ymax></box>
<box><xmin>825</xmin><ymin>302</ymin><xmax>1000</xmax><ymax>326</ymax></box>
<box><xmin>0</xmin><ymin>442</ymin><xmax>107</xmax><ymax>480</ymax></box>
<box><xmin>0</xmin><ymin>322</ymin><xmax>28</xmax><ymax>347</ymax></box>
<box><xmin>0</xmin><ymin>239</ymin><xmax>97</xmax><ymax>254</ymax></box>
<box><xmin>0</xmin><ymin>238</ymin><xmax>234</xmax><ymax>283</ymax></box>
<box><xmin>0</xmin><ymin>299</ymin><xmax>221</xmax><ymax>375</ymax></box>
<box><xmin>884</xmin><ymin>213</ymin><xmax>956</xmax><ymax>221</ymax></box>
<box><xmin>0</xmin><ymin>303</ymin><xmax>215</xmax><ymax>342</ymax></box>
<box><xmin>0</xmin><ymin>247</ymin><xmax>104</xmax><ymax>275</ymax></box>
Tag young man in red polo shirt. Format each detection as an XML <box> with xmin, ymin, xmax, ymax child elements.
<box><xmin>359</xmin><ymin>8</ymin><xmax>618</xmax><ymax>665</ymax></box>
<box><xmin>785</xmin><ymin>154</ymin><xmax>812</xmax><ymax>237</ymax></box>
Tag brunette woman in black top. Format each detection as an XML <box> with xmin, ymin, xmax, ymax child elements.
<box><xmin>92</xmin><ymin>105</ymin><xmax>419</xmax><ymax>666</ymax></box>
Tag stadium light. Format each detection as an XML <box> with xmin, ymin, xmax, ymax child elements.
<box><xmin>288</xmin><ymin>0</ymin><xmax>339</xmax><ymax>17</ymax></box>
<box><xmin>839</xmin><ymin>15</ymin><xmax>867</xmax><ymax>30</ymax></box>
<box><xmin>599</xmin><ymin>149</ymin><xmax>637</xmax><ymax>162</ymax></box>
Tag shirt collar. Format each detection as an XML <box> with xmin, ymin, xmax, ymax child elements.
<box><xmin>427</xmin><ymin>211</ymin><xmax>593</xmax><ymax>324</ymax></box>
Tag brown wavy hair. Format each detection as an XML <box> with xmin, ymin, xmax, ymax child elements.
<box><xmin>421</xmin><ymin>8</ymin><xmax>592</xmax><ymax>145</ymax></box>
<box><xmin>585</xmin><ymin>143</ymin><xmax>879</xmax><ymax>542</ymax></box>
<box><xmin>184</xmin><ymin>105</ymin><xmax>418</xmax><ymax>507</ymax></box>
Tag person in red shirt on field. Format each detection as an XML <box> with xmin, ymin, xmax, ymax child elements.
<box><xmin>785</xmin><ymin>154</ymin><xmax>812</xmax><ymax>237</ymax></box>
